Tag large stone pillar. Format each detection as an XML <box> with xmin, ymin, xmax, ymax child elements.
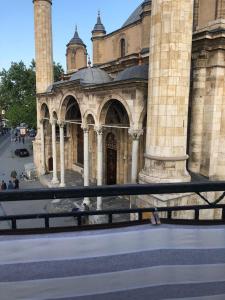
<box><xmin>59</xmin><ymin>121</ymin><xmax>65</xmax><ymax>187</ymax></box>
<box><xmin>188</xmin><ymin>56</ymin><xmax>207</xmax><ymax>174</ymax></box>
<box><xmin>40</xmin><ymin>119</ymin><xmax>46</xmax><ymax>175</ymax></box>
<box><xmin>95</xmin><ymin>126</ymin><xmax>103</xmax><ymax>210</ymax></box>
<box><xmin>140</xmin><ymin>0</ymin><xmax>193</xmax><ymax>184</ymax></box>
<box><xmin>33</xmin><ymin>0</ymin><xmax>54</xmax><ymax>94</ymax></box>
<box><xmin>50</xmin><ymin>118</ymin><xmax>59</xmax><ymax>184</ymax></box>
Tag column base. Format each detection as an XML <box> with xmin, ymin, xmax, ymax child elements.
<box><xmin>51</xmin><ymin>178</ymin><xmax>59</xmax><ymax>185</ymax></box>
<box><xmin>59</xmin><ymin>182</ymin><xmax>66</xmax><ymax>188</ymax></box>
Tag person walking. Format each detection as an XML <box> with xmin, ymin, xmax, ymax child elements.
<box><xmin>7</xmin><ymin>180</ymin><xmax>14</xmax><ymax>189</ymax></box>
<box><xmin>1</xmin><ymin>180</ymin><xmax>7</xmax><ymax>191</ymax></box>
<box><xmin>14</xmin><ymin>178</ymin><xmax>19</xmax><ymax>189</ymax></box>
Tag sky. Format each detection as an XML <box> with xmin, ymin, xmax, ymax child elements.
<box><xmin>0</xmin><ymin>0</ymin><xmax>142</xmax><ymax>71</ymax></box>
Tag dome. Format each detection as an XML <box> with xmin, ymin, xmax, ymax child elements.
<box><xmin>70</xmin><ymin>67</ymin><xmax>112</xmax><ymax>85</ymax></box>
<box><xmin>114</xmin><ymin>64</ymin><xmax>149</xmax><ymax>82</ymax></box>
<box><xmin>122</xmin><ymin>0</ymin><xmax>151</xmax><ymax>28</ymax></box>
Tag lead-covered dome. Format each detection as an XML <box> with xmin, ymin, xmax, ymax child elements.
<box><xmin>114</xmin><ymin>64</ymin><xmax>149</xmax><ymax>82</ymax></box>
<box><xmin>70</xmin><ymin>67</ymin><xmax>112</xmax><ymax>85</ymax></box>
<box><xmin>122</xmin><ymin>0</ymin><xmax>151</xmax><ymax>28</ymax></box>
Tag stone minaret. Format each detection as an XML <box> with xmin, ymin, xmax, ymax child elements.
<box><xmin>33</xmin><ymin>0</ymin><xmax>54</xmax><ymax>93</ymax></box>
<box><xmin>140</xmin><ymin>0</ymin><xmax>194</xmax><ymax>184</ymax></box>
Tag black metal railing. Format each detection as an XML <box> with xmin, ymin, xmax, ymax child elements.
<box><xmin>0</xmin><ymin>181</ymin><xmax>225</xmax><ymax>233</ymax></box>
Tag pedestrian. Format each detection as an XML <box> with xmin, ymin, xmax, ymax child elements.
<box><xmin>82</xmin><ymin>200</ymin><xmax>90</xmax><ymax>225</ymax></box>
<box><xmin>14</xmin><ymin>178</ymin><xmax>19</xmax><ymax>189</ymax></box>
<box><xmin>7</xmin><ymin>180</ymin><xmax>14</xmax><ymax>189</ymax></box>
<box><xmin>150</xmin><ymin>208</ymin><xmax>161</xmax><ymax>225</ymax></box>
<box><xmin>1</xmin><ymin>180</ymin><xmax>7</xmax><ymax>191</ymax></box>
<box><xmin>18</xmin><ymin>135</ymin><xmax>21</xmax><ymax>143</ymax></box>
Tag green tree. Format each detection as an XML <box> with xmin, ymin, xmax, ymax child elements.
<box><xmin>0</xmin><ymin>60</ymin><xmax>64</xmax><ymax>128</ymax></box>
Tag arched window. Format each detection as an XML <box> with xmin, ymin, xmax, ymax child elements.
<box><xmin>120</xmin><ymin>38</ymin><xmax>126</xmax><ymax>58</ymax></box>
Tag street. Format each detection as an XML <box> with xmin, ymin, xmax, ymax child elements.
<box><xmin>0</xmin><ymin>134</ymin><xmax>81</xmax><ymax>229</ymax></box>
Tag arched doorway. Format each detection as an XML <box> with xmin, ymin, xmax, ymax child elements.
<box><xmin>100</xmin><ymin>99</ymin><xmax>130</xmax><ymax>184</ymax></box>
<box><xmin>106</xmin><ymin>133</ymin><xmax>117</xmax><ymax>185</ymax></box>
<box><xmin>62</xmin><ymin>96</ymin><xmax>83</xmax><ymax>168</ymax></box>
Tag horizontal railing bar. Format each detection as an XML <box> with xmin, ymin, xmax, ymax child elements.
<box><xmin>0</xmin><ymin>181</ymin><xmax>225</xmax><ymax>202</ymax></box>
<box><xmin>0</xmin><ymin>204</ymin><xmax>224</xmax><ymax>221</ymax></box>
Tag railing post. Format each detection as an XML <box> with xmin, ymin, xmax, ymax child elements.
<box><xmin>108</xmin><ymin>214</ymin><xmax>113</xmax><ymax>224</ymax></box>
<box><xmin>195</xmin><ymin>209</ymin><xmax>199</xmax><ymax>221</ymax></box>
<box><xmin>78</xmin><ymin>215</ymin><xmax>82</xmax><ymax>226</ymax></box>
<box><xmin>138</xmin><ymin>212</ymin><xmax>142</xmax><ymax>222</ymax></box>
<box><xmin>45</xmin><ymin>217</ymin><xmax>50</xmax><ymax>228</ymax></box>
<box><xmin>11</xmin><ymin>218</ymin><xmax>17</xmax><ymax>230</ymax></box>
<box><xmin>222</xmin><ymin>208</ymin><xmax>225</xmax><ymax>220</ymax></box>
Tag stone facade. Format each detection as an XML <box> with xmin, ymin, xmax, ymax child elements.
<box><xmin>33</xmin><ymin>0</ymin><xmax>225</xmax><ymax>217</ymax></box>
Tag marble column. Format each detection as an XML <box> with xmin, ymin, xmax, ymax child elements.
<box><xmin>40</xmin><ymin>119</ymin><xmax>46</xmax><ymax>175</ymax></box>
<box><xmin>83</xmin><ymin>127</ymin><xmax>89</xmax><ymax>187</ymax></box>
<box><xmin>59</xmin><ymin>121</ymin><xmax>65</xmax><ymax>187</ymax></box>
<box><xmin>140</xmin><ymin>0</ymin><xmax>193</xmax><ymax>184</ymax></box>
<box><xmin>95</xmin><ymin>126</ymin><xmax>103</xmax><ymax>210</ymax></box>
<box><xmin>50</xmin><ymin>118</ymin><xmax>59</xmax><ymax>184</ymax></box>
<box><xmin>129</xmin><ymin>129</ymin><xmax>143</xmax><ymax>183</ymax></box>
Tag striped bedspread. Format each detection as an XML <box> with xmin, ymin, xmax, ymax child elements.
<box><xmin>0</xmin><ymin>225</ymin><xmax>225</xmax><ymax>300</ymax></box>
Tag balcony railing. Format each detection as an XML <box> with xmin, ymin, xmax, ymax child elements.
<box><xmin>0</xmin><ymin>181</ymin><xmax>225</xmax><ymax>234</ymax></box>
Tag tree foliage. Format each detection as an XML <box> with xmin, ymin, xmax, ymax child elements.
<box><xmin>0</xmin><ymin>61</ymin><xmax>64</xmax><ymax>128</ymax></box>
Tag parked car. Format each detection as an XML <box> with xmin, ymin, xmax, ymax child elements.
<box><xmin>14</xmin><ymin>148</ymin><xmax>30</xmax><ymax>157</ymax></box>
<box><xmin>29</xmin><ymin>129</ymin><xmax>36</xmax><ymax>138</ymax></box>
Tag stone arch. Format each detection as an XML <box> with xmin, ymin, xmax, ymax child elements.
<box><xmin>59</xmin><ymin>93</ymin><xmax>83</xmax><ymax>122</ymax></box>
<box><xmin>40</xmin><ymin>103</ymin><xmax>50</xmax><ymax>119</ymax></box>
<box><xmin>52</xmin><ymin>110</ymin><xmax>58</xmax><ymax>121</ymax></box>
<box><xmin>138</xmin><ymin>108</ymin><xmax>147</xmax><ymax>129</ymax></box>
<box><xmin>83</xmin><ymin>110</ymin><xmax>97</xmax><ymax>127</ymax></box>
<box><xmin>98</xmin><ymin>95</ymin><xmax>133</xmax><ymax>126</ymax></box>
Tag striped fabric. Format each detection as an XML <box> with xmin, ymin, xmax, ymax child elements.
<box><xmin>0</xmin><ymin>225</ymin><xmax>225</xmax><ymax>299</ymax></box>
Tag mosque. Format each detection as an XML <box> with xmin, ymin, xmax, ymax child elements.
<box><xmin>33</xmin><ymin>0</ymin><xmax>225</xmax><ymax>214</ymax></box>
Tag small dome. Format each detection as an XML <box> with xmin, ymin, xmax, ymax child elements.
<box><xmin>67</xmin><ymin>26</ymin><xmax>86</xmax><ymax>47</ymax></box>
<box><xmin>70</xmin><ymin>67</ymin><xmax>112</xmax><ymax>85</ymax></box>
<box><xmin>114</xmin><ymin>64</ymin><xmax>149</xmax><ymax>82</ymax></box>
<box><xmin>92</xmin><ymin>11</ymin><xmax>106</xmax><ymax>34</ymax></box>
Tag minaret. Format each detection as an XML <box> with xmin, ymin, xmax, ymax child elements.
<box><xmin>33</xmin><ymin>0</ymin><xmax>54</xmax><ymax>93</ymax></box>
<box><xmin>92</xmin><ymin>11</ymin><xmax>106</xmax><ymax>65</ymax></box>
<box><xmin>139</xmin><ymin>0</ymin><xmax>194</xmax><ymax>184</ymax></box>
<box><xmin>66</xmin><ymin>26</ymin><xmax>87</xmax><ymax>74</ymax></box>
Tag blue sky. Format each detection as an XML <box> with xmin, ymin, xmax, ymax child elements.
<box><xmin>0</xmin><ymin>0</ymin><xmax>142</xmax><ymax>71</ymax></box>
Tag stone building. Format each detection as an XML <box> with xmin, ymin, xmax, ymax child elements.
<box><xmin>33</xmin><ymin>0</ymin><xmax>225</xmax><ymax>214</ymax></box>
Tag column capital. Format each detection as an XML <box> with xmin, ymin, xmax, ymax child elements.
<box><xmin>81</xmin><ymin>124</ymin><xmax>89</xmax><ymax>133</ymax></box>
<box><xmin>128</xmin><ymin>128</ymin><xmax>143</xmax><ymax>140</ymax></box>
<box><xmin>94</xmin><ymin>125</ymin><xmax>104</xmax><ymax>135</ymax></box>
<box><xmin>57</xmin><ymin>120</ymin><xmax>65</xmax><ymax>128</ymax></box>
<box><xmin>50</xmin><ymin>118</ymin><xmax>57</xmax><ymax>126</ymax></box>
<box><xmin>39</xmin><ymin>118</ymin><xmax>44</xmax><ymax>125</ymax></box>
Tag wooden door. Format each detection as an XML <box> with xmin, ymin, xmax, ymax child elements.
<box><xmin>77</xmin><ymin>125</ymin><xmax>84</xmax><ymax>165</ymax></box>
